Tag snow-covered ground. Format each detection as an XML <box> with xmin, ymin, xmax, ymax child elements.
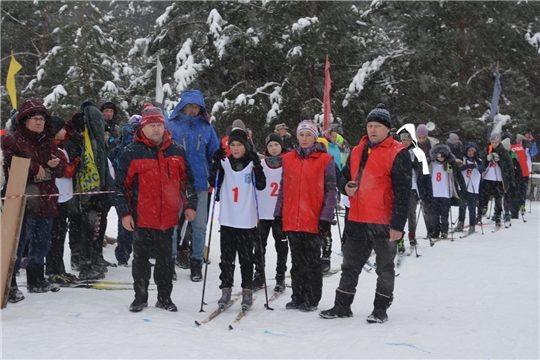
<box><xmin>2</xmin><ymin>202</ymin><xmax>539</xmax><ymax>359</ymax></box>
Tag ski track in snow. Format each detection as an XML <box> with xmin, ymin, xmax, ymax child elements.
<box><xmin>2</xmin><ymin>203</ymin><xmax>539</xmax><ymax>359</ymax></box>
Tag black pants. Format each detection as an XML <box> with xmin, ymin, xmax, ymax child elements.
<box><xmin>431</xmin><ymin>197</ymin><xmax>451</xmax><ymax>236</ymax></box>
<box><xmin>46</xmin><ymin>199</ymin><xmax>75</xmax><ymax>275</ymax></box>
<box><xmin>480</xmin><ymin>180</ymin><xmax>503</xmax><ymax>218</ymax></box>
<box><xmin>339</xmin><ymin>232</ymin><xmax>397</xmax><ymax>301</ymax></box>
<box><xmin>288</xmin><ymin>232</ymin><xmax>323</xmax><ymax>306</ymax></box>
<box><xmin>132</xmin><ymin>227</ymin><xmax>174</xmax><ymax>302</ymax></box>
<box><xmin>254</xmin><ymin>219</ymin><xmax>288</xmax><ymax>277</ymax></box>
<box><xmin>219</xmin><ymin>225</ymin><xmax>256</xmax><ymax>289</ymax></box>
<box><xmin>458</xmin><ymin>192</ymin><xmax>478</xmax><ymax>227</ymax></box>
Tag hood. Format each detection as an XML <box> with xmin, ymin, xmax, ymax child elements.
<box><xmin>169</xmin><ymin>90</ymin><xmax>207</xmax><ymax>121</ymax></box>
<box><xmin>16</xmin><ymin>98</ymin><xmax>54</xmax><ymax>137</ymax></box>
<box><xmin>430</xmin><ymin>143</ymin><xmax>455</xmax><ymax>163</ymax></box>
<box><xmin>97</xmin><ymin>98</ymin><xmax>118</xmax><ymax>114</ymax></box>
<box><xmin>462</xmin><ymin>142</ymin><xmax>480</xmax><ymax>158</ymax></box>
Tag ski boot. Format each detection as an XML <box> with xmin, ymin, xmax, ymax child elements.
<box><xmin>468</xmin><ymin>225</ymin><xmax>475</xmax><ymax>235</ymax></box>
<box><xmin>241</xmin><ymin>289</ymin><xmax>253</xmax><ymax>310</ymax></box>
<box><xmin>218</xmin><ymin>288</ymin><xmax>232</xmax><ymax>308</ymax></box>
<box><xmin>397</xmin><ymin>239</ymin><xmax>405</xmax><ymax>254</ymax></box>
<box><xmin>454</xmin><ymin>221</ymin><xmax>464</xmax><ymax>232</ymax></box>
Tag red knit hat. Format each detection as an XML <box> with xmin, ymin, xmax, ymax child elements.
<box><xmin>140</xmin><ymin>102</ymin><xmax>165</xmax><ymax>128</ymax></box>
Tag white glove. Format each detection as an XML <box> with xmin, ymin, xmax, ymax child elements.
<box><xmin>486</xmin><ymin>154</ymin><xmax>492</xmax><ymax>162</ymax></box>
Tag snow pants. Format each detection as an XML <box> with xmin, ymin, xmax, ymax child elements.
<box><xmin>431</xmin><ymin>197</ymin><xmax>451</xmax><ymax>236</ymax></box>
<box><xmin>254</xmin><ymin>219</ymin><xmax>288</xmax><ymax>278</ymax></box>
<box><xmin>46</xmin><ymin>199</ymin><xmax>75</xmax><ymax>275</ymax></box>
<box><xmin>288</xmin><ymin>231</ymin><xmax>323</xmax><ymax>307</ymax></box>
<box><xmin>219</xmin><ymin>225</ymin><xmax>256</xmax><ymax>290</ymax></box>
<box><xmin>338</xmin><ymin>232</ymin><xmax>397</xmax><ymax>306</ymax></box>
<box><xmin>132</xmin><ymin>227</ymin><xmax>174</xmax><ymax>303</ymax></box>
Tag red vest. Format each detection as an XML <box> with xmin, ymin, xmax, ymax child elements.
<box><xmin>510</xmin><ymin>144</ymin><xmax>530</xmax><ymax>177</ymax></box>
<box><xmin>349</xmin><ymin>135</ymin><xmax>405</xmax><ymax>225</ymax></box>
<box><xmin>281</xmin><ymin>150</ymin><xmax>332</xmax><ymax>233</ymax></box>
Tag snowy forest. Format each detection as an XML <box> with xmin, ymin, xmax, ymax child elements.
<box><xmin>1</xmin><ymin>0</ymin><xmax>539</xmax><ymax>149</ymax></box>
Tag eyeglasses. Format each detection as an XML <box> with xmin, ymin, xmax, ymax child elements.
<box><xmin>28</xmin><ymin>116</ymin><xmax>46</xmax><ymax>122</ymax></box>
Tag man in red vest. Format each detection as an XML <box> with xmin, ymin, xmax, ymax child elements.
<box><xmin>320</xmin><ymin>103</ymin><xmax>411</xmax><ymax>323</ymax></box>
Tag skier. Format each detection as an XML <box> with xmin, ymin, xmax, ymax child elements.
<box><xmin>319</xmin><ymin>104</ymin><xmax>410</xmax><ymax>323</ymax></box>
<box><xmin>274</xmin><ymin>120</ymin><xmax>337</xmax><ymax>312</ymax></box>
<box><xmin>428</xmin><ymin>143</ymin><xmax>466</xmax><ymax>239</ymax></box>
<box><xmin>455</xmin><ymin>142</ymin><xmax>485</xmax><ymax>234</ymax></box>
<box><xmin>253</xmin><ymin>133</ymin><xmax>289</xmax><ymax>293</ymax></box>
<box><xmin>115</xmin><ymin>103</ymin><xmax>197</xmax><ymax>312</ymax></box>
<box><xmin>209</xmin><ymin>128</ymin><xmax>266</xmax><ymax>310</ymax></box>
<box><xmin>479</xmin><ymin>132</ymin><xmax>515</xmax><ymax>227</ymax></box>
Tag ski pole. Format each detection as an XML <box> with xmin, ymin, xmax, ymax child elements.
<box><xmin>252</xmin><ymin>170</ymin><xmax>273</xmax><ymax>311</ymax></box>
<box><xmin>199</xmin><ymin>169</ymin><xmax>220</xmax><ymax>312</ymax></box>
<box><xmin>335</xmin><ymin>206</ymin><xmax>342</xmax><ymax>241</ymax></box>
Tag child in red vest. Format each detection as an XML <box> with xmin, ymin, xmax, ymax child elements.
<box><xmin>274</xmin><ymin>120</ymin><xmax>337</xmax><ymax>312</ymax></box>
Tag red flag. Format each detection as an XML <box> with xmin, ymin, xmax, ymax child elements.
<box><xmin>323</xmin><ymin>55</ymin><xmax>331</xmax><ymax>132</ymax></box>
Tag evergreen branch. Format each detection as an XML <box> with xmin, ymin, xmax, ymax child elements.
<box><xmin>1</xmin><ymin>8</ymin><xmax>43</xmax><ymax>38</ymax></box>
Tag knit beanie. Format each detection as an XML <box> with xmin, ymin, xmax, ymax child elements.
<box><xmin>516</xmin><ymin>134</ymin><xmax>525</xmax><ymax>144</ymax></box>
<box><xmin>296</xmin><ymin>120</ymin><xmax>319</xmax><ymax>139</ymax></box>
<box><xmin>501</xmin><ymin>138</ymin><xmax>511</xmax><ymax>151</ymax></box>
<box><xmin>449</xmin><ymin>133</ymin><xmax>459</xmax><ymax>141</ymax></box>
<box><xmin>228</xmin><ymin>128</ymin><xmax>249</xmax><ymax>149</ymax></box>
<box><xmin>129</xmin><ymin>115</ymin><xmax>142</xmax><ymax>125</ymax></box>
<box><xmin>416</xmin><ymin>124</ymin><xmax>429</xmax><ymax>137</ymax></box>
<box><xmin>51</xmin><ymin>115</ymin><xmax>66</xmax><ymax>135</ymax></box>
<box><xmin>265</xmin><ymin>133</ymin><xmax>283</xmax><ymax>148</ymax></box>
<box><xmin>232</xmin><ymin>119</ymin><xmax>246</xmax><ymax>132</ymax></box>
<box><xmin>140</xmin><ymin>103</ymin><xmax>166</xmax><ymax>128</ymax></box>
<box><xmin>366</xmin><ymin>103</ymin><xmax>391</xmax><ymax>129</ymax></box>
<box><xmin>490</xmin><ymin>132</ymin><xmax>501</xmax><ymax>142</ymax></box>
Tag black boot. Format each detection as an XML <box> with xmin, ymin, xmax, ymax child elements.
<box><xmin>190</xmin><ymin>259</ymin><xmax>203</xmax><ymax>282</ymax></box>
<box><xmin>27</xmin><ymin>267</ymin><xmax>60</xmax><ymax>293</ymax></box>
<box><xmin>8</xmin><ymin>276</ymin><xmax>24</xmax><ymax>303</ymax></box>
<box><xmin>175</xmin><ymin>250</ymin><xmax>191</xmax><ymax>269</ymax></box>
<box><xmin>366</xmin><ymin>292</ymin><xmax>393</xmax><ymax>323</ymax></box>
<box><xmin>156</xmin><ymin>283</ymin><xmax>177</xmax><ymax>311</ymax></box>
<box><xmin>319</xmin><ymin>289</ymin><xmax>354</xmax><ymax>319</ymax></box>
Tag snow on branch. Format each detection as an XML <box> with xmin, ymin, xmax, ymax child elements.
<box><xmin>208</xmin><ymin>9</ymin><xmax>229</xmax><ymax>59</ymax></box>
<box><xmin>174</xmin><ymin>38</ymin><xmax>202</xmax><ymax>92</ymax></box>
<box><xmin>43</xmin><ymin>85</ymin><xmax>67</xmax><ymax>107</ymax></box>
<box><xmin>156</xmin><ymin>5</ymin><xmax>174</xmax><ymax>27</ymax></box>
<box><xmin>343</xmin><ymin>55</ymin><xmax>388</xmax><ymax>107</ymax></box>
<box><xmin>525</xmin><ymin>30</ymin><xmax>540</xmax><ymax>54</ymax></box>
<box><xmin>292</xmin><ymin>17</ymin><xmax>318</xmax><ymax>32</ymax></box>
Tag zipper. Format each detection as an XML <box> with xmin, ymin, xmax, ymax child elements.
<box><xmin>197</xmin><ymin>134</ymin><xmax>202</xmax><ymax>151</ymax></box>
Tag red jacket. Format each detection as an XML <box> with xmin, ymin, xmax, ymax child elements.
<box><xmin>348</xmin><ymin>135</ymin><xmax>405</xmax><ymax>225</ymax></box>
<box><xmin>115</xmin><ymin>129</ymin><xmax>197</xmax><ymax>231</ymax></box>
<box><xmin>281</xmin><ymin>149</ymin><xmax>333</xmax><ymax>233</ymax></box>
<box><xmin>509</xmin><ymin>143</ymin><xmax>530</xmax><ymax>177</ymax></box>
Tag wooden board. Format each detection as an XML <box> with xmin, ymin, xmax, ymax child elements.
<box><xmin>1</xmin><ymin>156</ymin><xmax>30</xmax><ymax>308</ymax></box>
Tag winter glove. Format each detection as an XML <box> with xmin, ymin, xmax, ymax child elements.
<box><xmin>247</xmin><ymin>150</ymin><xmax>260</xmax><ymax>164</ymax></box>
<box><xmin>492</xmin><ymin>153</ymin><xmax>499</xmax><ymax>162</ymax></box>
<box><xmin>318</xmin><ymin>220</ymin><xmax>331</xmax><ymax>235</ymax></box>
<box><xmin>68</xmin><ymin>111</ymin><xmax>85</xmax><ymax>133</ymax></box>
<box><xmin>466</xmin><ymin>163</ymin><xmax>477</xmax><ymax>169</ymax></box>
<box><xmin>212</xmin><ymin>148</ymin><xmax>225</xmax><ymax>165</ymax></box>
<box><xmin>79</xmin><ymin>99</ymin><xmax>93</xmax><ymax>115</ymax></box>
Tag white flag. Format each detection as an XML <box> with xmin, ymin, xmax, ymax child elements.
<box><xmin>156</xmin><ymin>58</ymin><xmax>164</xmax><ymax>103</ymax></box>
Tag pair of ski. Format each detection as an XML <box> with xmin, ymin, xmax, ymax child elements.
<box><xmin>429</xmin><ymin>236</ymin><xmax>454</xmax><ymax>246</ymax></box>
<box><xmin>195</xmin><ymin>296</ymin><xmax>258</xmax><ymax>329</ymax></box>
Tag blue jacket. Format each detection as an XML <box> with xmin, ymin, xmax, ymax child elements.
<box><xmin>167</xmin><ymin>90</ymin><xmax>220</xmax><ymax>191</ymax></box>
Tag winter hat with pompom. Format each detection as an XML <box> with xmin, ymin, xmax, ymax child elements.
<box><xmin>366</xmin><ymin>103</ymin><xmax>391</xmax><ymax>129</ymax></box>
<box><xmin>140</xmin><ymin>103</ymin><xmax>165</xmax><ymax>128</ymax></box>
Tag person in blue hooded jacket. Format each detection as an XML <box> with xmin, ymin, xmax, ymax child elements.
<box><xmin>167</xmin><ymin>90</ymin><xmax>220</xmax><ymax>282</ymax></box>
